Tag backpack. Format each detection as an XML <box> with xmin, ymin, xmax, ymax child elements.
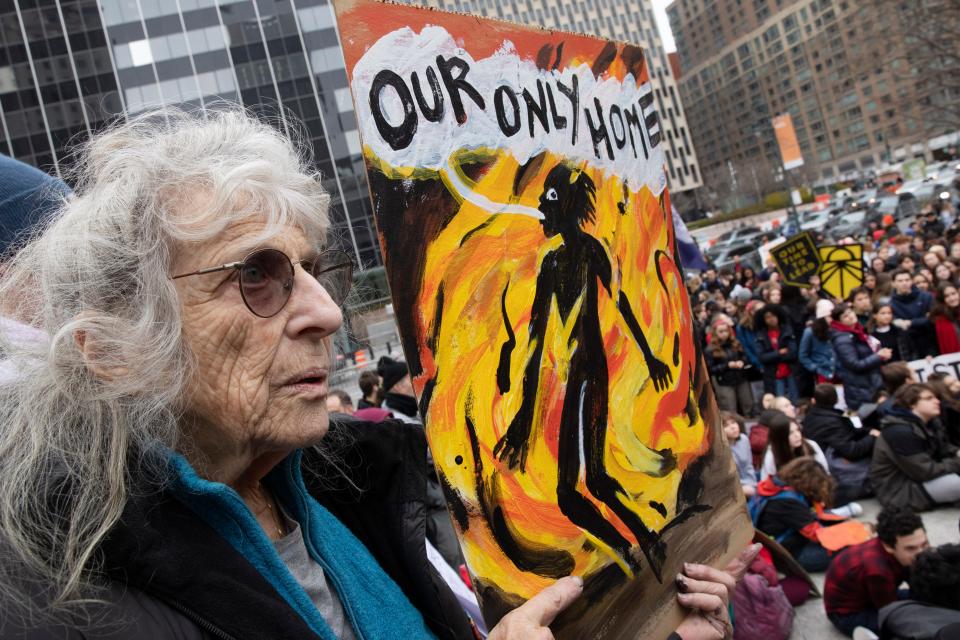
<box><xmin>733</xmin><ymin>573</ymin><xmax>795</xmax><ymax>640</ymax></box>
<box><xmin>748</xmin><ymin>423</ymin><xmax>769</xmax><ymax>469</ymax></box>
<box><xmin>748</xmin><ymin>489</ymin><xmax>807</xmax><ymax>544</ymax></box>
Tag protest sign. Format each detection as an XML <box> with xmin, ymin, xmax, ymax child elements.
<box><xmin>907</xmin><ymin>352</ymin><xmax>960</xmax><ymax>382</ymax></box>
<box><xmin>334</xmin><ymin>1</ymin><xmax>753</xmax><ymax>637</ymax></box>
<box><xmin>819</xmin><ymin>244</ymin><xmax>864</xmax><ymax>300</ymax></box>
<box><xmin>770</xmin><ymin>232</ymin><xmax>821</xmax><ymax>286</ymax></box>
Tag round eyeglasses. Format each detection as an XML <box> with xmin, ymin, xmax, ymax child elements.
<box><xmin>172</xmin><ymin>248</ymin><xmax>354</xmax><ymax>318</ymax></box>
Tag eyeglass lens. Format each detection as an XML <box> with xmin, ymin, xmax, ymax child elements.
<box><xmin>310</xmin><ymin>252</ymin><xmax>353</xmax><ymax>306</ymax></box>
<box><xmin>239</xmin><ymin>248</ymin><xmax>353</xmax><ymax>317</ymax></box>
<box><xmin>240</xmin><ymin>248</ymin><xmax>294</xmax><ymax>317</ymax></box>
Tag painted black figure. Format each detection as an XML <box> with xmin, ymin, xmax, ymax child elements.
<box><xmin>493</xmin><ymin>163</ymin><xmax>675</xmax><ymax>579</ymax></box>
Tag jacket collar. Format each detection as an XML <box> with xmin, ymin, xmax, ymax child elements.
<box><xmin>100</xmin><ymin>450</ymin><xmax>434</xmax><ymax>640</ymax></box>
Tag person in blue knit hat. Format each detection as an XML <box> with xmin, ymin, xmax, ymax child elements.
<box><xmin>0</xmin><ymin>154</ymin><xmax>70</xmax><ymax>257</ymax></box>
<box><xmin>0</xmin><ymin>110</ymin><xmax>753</xmax><ymax>640</ymax></box>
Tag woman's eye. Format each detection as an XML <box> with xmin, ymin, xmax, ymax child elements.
<box><xmin>243</xmin><ymin>265</ymin><xmax>267</xmax><ymax>284</ymax></box>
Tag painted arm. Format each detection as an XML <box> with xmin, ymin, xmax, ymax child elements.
<box><xmin>593</xmin><ymin>240</ymin><xmax>673</xmax><ymax>392</ymax></box>
<box><xmin>617</xmin><ymin>292</ymin><xmax>673</xmax><ymax>392</ymax></box>
<box><xmin>493</xmin><ymin>261</ymin><xmax>556</xmax><ymax>472</ymax></box>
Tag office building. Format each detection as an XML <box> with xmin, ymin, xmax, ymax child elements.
<box><xmin>400</xmin><ymin>0</ymin><xmax>704</xmax><ymax>194</ymax></box>
<box><xmin>0</xmin><ymin>0</ymin><xmax>379</xmax><ymax>267</ymax></box>
<box><xmin>667</xmin><ymin>0</ymin><xmax>958</xmax><ymax>192</ymax></box>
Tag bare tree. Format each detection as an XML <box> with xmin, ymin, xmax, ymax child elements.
<box><xmin>852</xmin><ymin>0</ymin><xmax>960</xmax><ymax>134</ymax></box>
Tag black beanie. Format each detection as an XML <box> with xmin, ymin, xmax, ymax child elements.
<box><xmin>377</xmin><ymin>356</ymin><xmax>409</xmax><ymax>392</ymax></box>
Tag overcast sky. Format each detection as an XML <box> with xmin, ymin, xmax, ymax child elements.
<box><xmin>651</xmin><ymin>0</ymin><xmax>677</xmax><ymax>52</ymax></box>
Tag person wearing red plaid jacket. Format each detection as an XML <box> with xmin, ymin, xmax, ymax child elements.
<box><xmin>824</xmin><ymin>507</ymin><xmax>929</xmax><ymax>636</ymax></box>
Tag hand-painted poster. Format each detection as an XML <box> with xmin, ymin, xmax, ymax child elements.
<box><xmin>334</xmin><ymin>1</ymin><xmax>753</xmax><ymax>636</ymax></box>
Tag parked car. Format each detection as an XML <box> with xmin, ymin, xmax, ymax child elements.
<box><xmin>708</xmin><ymin>225</ymin><xmax>764</xmax><ymax>249</ymax></box>
<box><xmin>849</xmin><ymin>188</ymin><xmax>879</xmax><ymax>210</ymax></box>
<box><xmin>711</xmin><ymin>242</ymin><xmax>761</xmax><ymax>272</ymax></box>
<box><xmin>800</xmin><ymin>210</ymin><xmax>831</xmax><ymax>233</ymax></box>
<box><xmin>829</xmin><ymin>210</ymin><xmax>869</xmax><ymax>240</ymax></box>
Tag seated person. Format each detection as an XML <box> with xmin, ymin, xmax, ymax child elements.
<box><xmin>823</xmin><ymin>506</ymin><xmax>929</xmax><ymax>636</ymax></box>
<box><xmin>872</xmin><ymin>383</ymin><xmax>960</xmax><ymax>511</ymax></box>
<box><xmin>760</xmin><ymin>413</ymin><xmax>829</xmax><ymax>481</ymax></box>
<box><xmin>803</xmin><ymin>383</ymin><xmax>878</xmax><ymax>500</ymax></box>
<box><xmin>751</xmin><ymin>457</ymin><xmax>841</xmax><ymax>572</ymax></box>
<box><xmin>878</xmin><ymin>543</ymin><xmax>960</xmax><ymax>640</ymax></box>
<box><xmin>722</xmin><ymin>410</ymin><xmax>757</xmax><ymax>497</ymax></box>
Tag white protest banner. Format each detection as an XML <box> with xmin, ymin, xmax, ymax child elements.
<box><xmin>907</xmin><ymin>353</ymin><xmax>960</xmax><ymax>382</ymax></box>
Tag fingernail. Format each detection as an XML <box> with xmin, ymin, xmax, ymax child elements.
<box><xmin>570</xmin><ymin>575</ymin><xmax>583</xmax><ymax>589</ymax></box>
<box><xmin>675</xmin><ymin>574</ymin><xmax>688</xmax><ymax>593</ymax></box>
<box><xmin>677</xmin><ymin>592</ymin><xmax>691</xmax><ymax>603</ymax></box>
<box><xmin>683</xmin><ymin>562</ymin><xmax>694</xmax><ymax>572</ymax></box>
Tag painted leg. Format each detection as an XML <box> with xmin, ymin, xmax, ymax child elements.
<box><xmin>556</xmin><ymin>380</ymin><xmax>639</xmax><ymax>573</ymax></box>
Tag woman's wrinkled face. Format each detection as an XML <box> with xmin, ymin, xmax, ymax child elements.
<box><xmin>788</xmin><ymin>421</ymin><xmax>803</xmax><ymax>450</ymax></box>
<box><xmin>173</xmin><ymin>219</ymin><xmax>343</xmax><ymax>470</ymax></box>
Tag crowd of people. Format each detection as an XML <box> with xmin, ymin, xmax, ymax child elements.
<box><xmin>696</xmin><ymin>198</ymin><xmax>960</xmax><ymax>638</ymax></box>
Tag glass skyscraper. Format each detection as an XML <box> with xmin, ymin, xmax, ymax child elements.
<box><xmin>0</xmin><ymin>0</ymin><xmax>379</xmax><ymax>268</ymax></box>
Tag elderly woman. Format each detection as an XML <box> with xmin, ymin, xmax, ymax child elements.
<box><xmin>0</xmin><ymin>109</ymin><xmax>750</xmax><ymax>639</ymax></box>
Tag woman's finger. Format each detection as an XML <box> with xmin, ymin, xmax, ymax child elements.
<box><xmin>677</xmin><ymin>591</ymin><xmax>725</xmax><ymax>616</ymax></box>
<box><xmin>676</xmin><ymin>573</ymin><xmax>730</xmax><ymax>606</ymax></box>
<box><xmin>683</xmin><ymin>563</ymin><xmax>736</xmax><ymax>598</ymax></box>
<box><xmin>522</xmin><ymin>576</ymin><xmax>584</xmax><ymax>627</ymax></box>
<box><xmin>722</xmin><ymin>542</ymin><xmax>762</xmax><ymax>582</ymax></box>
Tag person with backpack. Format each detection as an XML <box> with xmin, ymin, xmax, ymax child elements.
<box><xmin>823</xmin><ymin>506</ymin><xmax>929</xmax><ymax>636</ymax></box>
<box><xmin>750</xmin><ymin>457</ymin><xmax>841</xmax><ymax>572</ymax></box>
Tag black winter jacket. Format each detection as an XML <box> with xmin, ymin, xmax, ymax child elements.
<box><xmin>830</xmin><ymin>330</ymin><xmax>883</xmax><ymax>411</ymax></box>
<box><xmin>705</xmin><ymin>342</ymin><xmax>749</xmax><ymax>386</ymax></box>
<box><xmin>753</xmin><ymin>307</ymin><xmax>798</xmax><ymax>392</ymax></box>
<box><xmin>6</xmin><ymin>419</ymin><xmax>474</xmax><ymax>640</ymax></box>
<box><xmin>871</xmin><ymin>408</ymin><xmax>960</xmax><ymax>511</ymax></box>
<box><xmin>802</xmin><ymin>405</ymin><xmax>875</xmax><ymax>461</ymax></box>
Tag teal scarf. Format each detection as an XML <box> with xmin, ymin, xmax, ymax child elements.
<box><xmin>168</xmin><ymin>450</ymin><xmax>436</xmax><ymax>640</ymax></box>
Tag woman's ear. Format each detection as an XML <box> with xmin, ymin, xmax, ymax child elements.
<box><xmin>74</xmin><ymin>323</ymin><xmax>129</xmax><ymax>381</ymax></box>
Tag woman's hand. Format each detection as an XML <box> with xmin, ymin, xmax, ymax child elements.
<box><xmin>674</xmin><ymin>543</ymin><xmax>762</xmax><ymax>640</ymax></box>
<box><xmin>487</xmin><ymin>576</ymin><xmax>582</xmax><ymax>640</ymax></box>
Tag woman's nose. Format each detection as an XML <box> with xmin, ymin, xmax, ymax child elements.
<box><xmin>284</xmin><ymin>267</ymin><xmax>343</xmax><ymax>339</ymax></box>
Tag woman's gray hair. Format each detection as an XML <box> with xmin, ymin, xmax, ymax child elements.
<box><xmin>0</xmin><ymin>106</ymin><xmax>330</xmax><ymax>622</ymax></box>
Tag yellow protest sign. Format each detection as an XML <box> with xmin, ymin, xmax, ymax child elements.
<box><xmin>818</xmin><ymin>244</ymin><xmax>864</xmax><ymax>300</ymax></box>
<box><xmin>770</xmin><ymin>232</ymin><xmax>821</xmax><ymax>286</ymax></box>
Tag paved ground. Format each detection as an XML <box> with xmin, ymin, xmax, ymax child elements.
<box><xmin>791</xmin><ymin>500</ymin><xmax>959</xmax><ymax>639</ymax></box>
